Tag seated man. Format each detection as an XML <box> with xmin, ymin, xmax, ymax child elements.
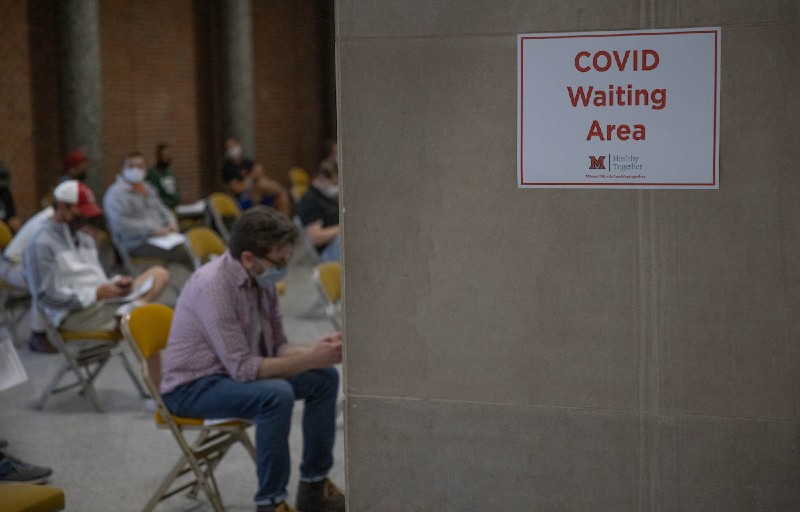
<box><xmin>296</xmin><ymin>160</ymin><xmax>340</xmax><ymax>262</ymax></box>
<box><xmin>221</xmin><ymin>138</ymin><xmax>291</xmax><ymax>216</ymax></box>
<box><xmin>104</xmin><ymin>151</ymin><xmax>194</xmax><ymax>271</ymax></box>
<box><xmin>23</xmin><ymin>180</ymin><xmax>169</xmax><ymax>332</ymax></box>
<box><xmin>146</xmin><ymin>143</ymin><xmax>181</xmax><ymax>209</ymax></box>
<box><xmin>160</xmin><ymin>206</ymin><xmax>344</xmax><ymax>512</ymax></box>
<box><xmin>239</xmin><ymin>162</ymin><xmax>291</xmax><ymax>217</ymax></box>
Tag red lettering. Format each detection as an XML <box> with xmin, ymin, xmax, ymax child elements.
<box><xmin>593</xmin><ymin>51</ymin><xmax>612</xmax><ymax>72</ymax></box>
<box><xmin>642</xmin><ymin>49</ymin><xmax>659</xmax><ymax>70</ymax></box>
<box><xmin>586</xmin><ymin>120</ymin><xmax>647</xmax><ymax>141</ymax></box>
<box><xmin>586</xmin><ymin>120</ymin><xmax>605</xmax><ymax>141</ymax></box>
<box><xmin>573</xmin><ymin>49</ymin><xmax>660</xmax><ymax>72</ymax></box>
<box><xmin>575</xmin><ymin>51</ymin><xmax>591</xmax><ymax>72</ymax></box>
<box><xmin>613</xmin><ymin>50</ymin><xmax>631</xmax><ymax>71</ymax></box>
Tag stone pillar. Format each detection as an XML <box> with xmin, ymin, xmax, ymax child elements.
<box><xmin>219</xmin><ymin>0</ymin><xmax>255</xmax><ymax>159</ymax></box>
<box><xmin>58</xmin><ymin>0</ymin><xmax>103</xmax><ymax>194</ymax></box>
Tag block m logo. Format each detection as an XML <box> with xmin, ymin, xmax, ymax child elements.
<box><xmin>589</xmin><ymin>155</ymin><xmax>606</xmax><ymax>170</ymax></box>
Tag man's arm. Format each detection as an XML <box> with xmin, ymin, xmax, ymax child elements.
<box><xmin>305</xmin><ymin>220</ymin><xmax>340</xmax><ymax>247</ymax></box>
<box><xmin>257</xmin><ymin>335</ymin><xmax>342</xmax><ymax>379</ymax></box>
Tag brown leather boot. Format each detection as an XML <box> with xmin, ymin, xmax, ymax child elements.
<box><xmin>296</xmin><ymin>478</ymin><xmax>345</xmax><ymax>512</ymax></box>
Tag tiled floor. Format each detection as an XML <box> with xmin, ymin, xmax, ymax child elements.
<box><xmin>0</xmin><ymin>249</ymin><xmax>344</xmax><ymax>512</ymax></box>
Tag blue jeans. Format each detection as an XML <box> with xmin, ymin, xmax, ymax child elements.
<box><xmin>162</xmin><ymin>368</ymin><xmax>339</xmax><ymax>505</ymax></box>
<box><xmin>319</xmin><ymin>234</ymin><xmax>340</xmax><ymax>263</ymax></box>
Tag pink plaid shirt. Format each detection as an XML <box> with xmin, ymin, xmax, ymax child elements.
<box><xmin>160</xmin><ymin>251</ymin><xmax>288</xmax><ymax>394</ymax></box>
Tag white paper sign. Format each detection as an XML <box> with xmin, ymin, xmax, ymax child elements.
<box><xmin>518</xmin><ymin>28</ymin><xmax>721</xmax><ymax>189</ymax></box>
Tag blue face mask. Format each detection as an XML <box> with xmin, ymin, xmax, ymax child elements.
<box><xmin>255</xmin><ymin>264</ymin><xmax>288</xmax><ymax>288</ymax></box>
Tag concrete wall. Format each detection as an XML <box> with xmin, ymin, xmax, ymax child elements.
<box><xmin>338</xmin><ymin>1</ymin><xmax>800</xmax><ymax>510</ymax></box>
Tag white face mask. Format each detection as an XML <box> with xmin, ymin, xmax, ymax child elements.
<box><xmin>123</xmin><ymin>167</ymin><xmax>146</xmax><ymax>184</ymax></box>
<box><xmin>322</xmin><ymin>185</ymin><xmax>339</xmax><ymax>199</ymax></box>
<box><xmin>226</xmin><ymin>145</ymin><xmax>242</xmax><ymax>160</ymax></box>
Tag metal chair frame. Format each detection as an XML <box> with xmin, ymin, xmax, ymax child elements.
<box><xmin>34</xmin><ymin>307</ymin><xmax>147</xmax><ymax>412</ymax></box>
<box><xmin>121</xmin><ymin>304</ymin><xmax>256</xmax><ymax>512</ymax></box>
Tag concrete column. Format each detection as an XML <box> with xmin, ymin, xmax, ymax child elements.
<box><xmin>58</xmin><ymin>0</ymin><xmax>103</xmax><ymax>194</ymax></box>
<box><xmin>219</xmin><ymin>0</ymin><xmax>255</xmax><ymax>158</ymax></box>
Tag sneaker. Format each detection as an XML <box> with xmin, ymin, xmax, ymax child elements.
<box><xmin>256</xmin><ymin>502</ymin><xmax>296</xmax><ymax>512</ymax></box>
<box><xmin>28</xmin><ymin>332</ymin><xmax>58</xmax><ymax>354</ymax></box>
<box><xmin>0</xmin><ymin>454</ymin><xmax>52</xmax><ymax>484</ymax></box>
<box><xmin>296</xmin><ymin>478</ymin><xmax>345</xmax><ymax>512</ymax></box>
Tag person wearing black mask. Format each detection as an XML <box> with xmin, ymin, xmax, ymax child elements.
<box><xmin>146</xmin><ymin>143</ymin><xmax>181</xmax><ymax>209</ymax></box>
<box><xmin>22</xmin><ymin>180</ymin><xmax>170</xmax><ymax>335</ymax></box>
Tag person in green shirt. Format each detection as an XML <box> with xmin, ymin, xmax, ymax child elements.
<box><xmin>146</xmin><ymin>143</ymin><xmax>181</xmax><ymax>209</ymax></box>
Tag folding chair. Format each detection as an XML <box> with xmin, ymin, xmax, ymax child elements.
<box><xmin>0</xmin><ymin>221</ymin><xmax>31</xmax><ymax>345</ymax></box>
<box><xmin>0</xmin><ymin>483</ymin><xmax>65</xmax><ymax>512</ymax></box>
<box><xmin>121</xmin><ymin>303</ymin><xmax>256</xmax><ymax>512</ymax></box>
<box><xmin>184</xmin><ymin>226</ymin><xmax>226</xmax><ymax>268</ymax></box>
<box><xmin>313</xmin><ymin>262</ymin><xmax>342</xmax><ymax>329</ymax></box>
<box><xmin>206</xmin><ymin>192</ymin><xmax>241</xmax><ymax>243</ymax></box>
<box><xmin>293</xmin><ymin>215</ymin><xmax>321</xmax><ymax>265</ymax></box>
<box><xmin>34</xmin><ymin>307</ymin><xmax>147</xmax><ymax>412</ymax></box>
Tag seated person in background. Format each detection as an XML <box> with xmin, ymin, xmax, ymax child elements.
<box><xmin>221</xmin><ymin>137</ymin><xmax>253</xmax><ymax>187</ymax></box>
<box><xmin>160</xmin><ymin>206</ymin><xmax>344</xmax><ymax>512</ymax></box>
<box><xmin>23</xmin><ymin>180</ymin><xmax>169</xmax><ymax>332</ymax></box>
<box><xmin>296</xmin><ymin>160</ymin><xmax>340</xmax><ymax>262</ymax></box>
<box><xmin>239</xmin><ymin>162</ymin><xmax>291</xmax><ymax>217</ymax></box>
<box><xmin>104</xmin><ymin>151</ymin><xmax>194</xmax><ymax>271</ymax></box>
<box><xmin>58</xmin><ymin>149</ymin><xmax>89</xmax><ymax>185</ymax></box>
<box><xmin>0</xmin><ymin>163</ymin><xmax>20</xmax><ymax>233</ymax></box>
<box><xmin>146</xmin><ymin>143</ymin><xmax>181</xmax><ymax>209</ymax></box>
<box><xmin>221</xmin><ymin>138</ymin><xmax>291</xmax><ymax>216</ymax></box>
<box><xmin>2</xmin><ymin>202</ymin><xmax>57</xmax><ymax>352</ymax></box>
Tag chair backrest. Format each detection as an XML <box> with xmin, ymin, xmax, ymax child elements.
<box><xmin>208</xmin><ymin>192</ymin><xmax>241</xmax><ymax>218</ymax></box>
<box><xmin>121</xmin><ymin>303</ymin><xmax>174</xmax><ymax>393</ymax></box>
<box><xmin>293</xmin><ymin>215</ymin><xmax>320</xmax><ymax>264</ymax></box>
<box><xmin>0</xmin><ymin>220</ymin><xmax>12</xmax><ymax>248</ymax></box>
<box><xmin>315</xmin><ymin>262</ymin><xmax>342</xmax><ymax>303</ymax></box>
<box><xmin>185</xmin><ymin>226</ymin><xmax>226</xmax><ymax>267</ymax></box>
<box><xmin>207</xmin><ymin>193</ymin><xmax>241</xmax><ymax>242</ymax></box>
<box><xmin>288</xmin><ymin>167</ymin><xmax>310</xmax><ymax>186</ymax></box>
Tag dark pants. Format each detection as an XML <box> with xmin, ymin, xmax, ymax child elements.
<box><xmin>162</xmin><ymin>368</ymin><xmax>339</xmax><ymax>505</ymax></box>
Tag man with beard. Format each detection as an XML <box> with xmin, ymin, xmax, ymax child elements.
<box><xmin>146</xmin><ymin>143</ymin><xmax>181</xmax><ymax>209</ymax></box>
<box><xmin>23</xmin><ymin>180</ymin><xmax>169</xmax><ymax>332</ymax></box>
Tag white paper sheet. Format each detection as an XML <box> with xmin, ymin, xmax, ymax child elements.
<box><xmin>146</xmin><ymin>233</ymin><xmax>186</xmax><ymax>250</ymax></box>
<box><xmin>104</xmin><ymin>276</ymin><xmax>154</xmax><ymax>304</ymax></box>
<box><xmin>0</xmin><ymin>338</ymin><xmax>29</xmax><ymax>392</ymax></box>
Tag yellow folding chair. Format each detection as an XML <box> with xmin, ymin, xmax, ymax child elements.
<box><xmin>288</xmin><ymin>166</ymin><xmax>310</xmax><ymax>203</ymax></box>
<box><xmin>0</xmin><ymin>221</ymin><xmax>31</xmax><ymax>345</ymax></box>
<box><xmin>185</xmin><ymin>226</ymin><xmax>226</xmax><ymax>268</ymax></box>
<box><xmin>207</xmin><ymin>192</ymin><xmax>241</xmax><ymax>243</ymax></box>
<box><xmin>0</xmin><ymin>483</ymin><xmax>65</xmax><ymax>512</ymax></box>
<box><xmin>34</xmin><ymin>307</ymin><xmax>148</xmax><ymax>412</ymax></box>
<box><xmin>313</xmin><ymin>262</ymin><xmax>342</xmax><ymax>329</ymax></box>
<box><xmin>121</xmin><ymin>304</ymin><xmax>256</xmax><ymax>512</ymax></box>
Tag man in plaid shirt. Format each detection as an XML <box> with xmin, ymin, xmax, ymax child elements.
<box><xmin>160</xmin><ymin>206</ymin><xmax>345</xmax><ymax>512</ymax></box>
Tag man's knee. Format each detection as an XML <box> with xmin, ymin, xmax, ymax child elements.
<box><xmin>260</xmin><ymin>379</ymin><xmax>296</xmax><ymax>412</ymax></box>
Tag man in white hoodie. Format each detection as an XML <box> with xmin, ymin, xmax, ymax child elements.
<box><xmin>23</xmin><ymin>180</ymin><xmax>169</xmax><ymax>331</ymax></box>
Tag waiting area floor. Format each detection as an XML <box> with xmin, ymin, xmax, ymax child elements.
<box><xmin>0</xmin><ymin>251</ymin><xmax>344</xmax><ymax>511</ymax></box>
